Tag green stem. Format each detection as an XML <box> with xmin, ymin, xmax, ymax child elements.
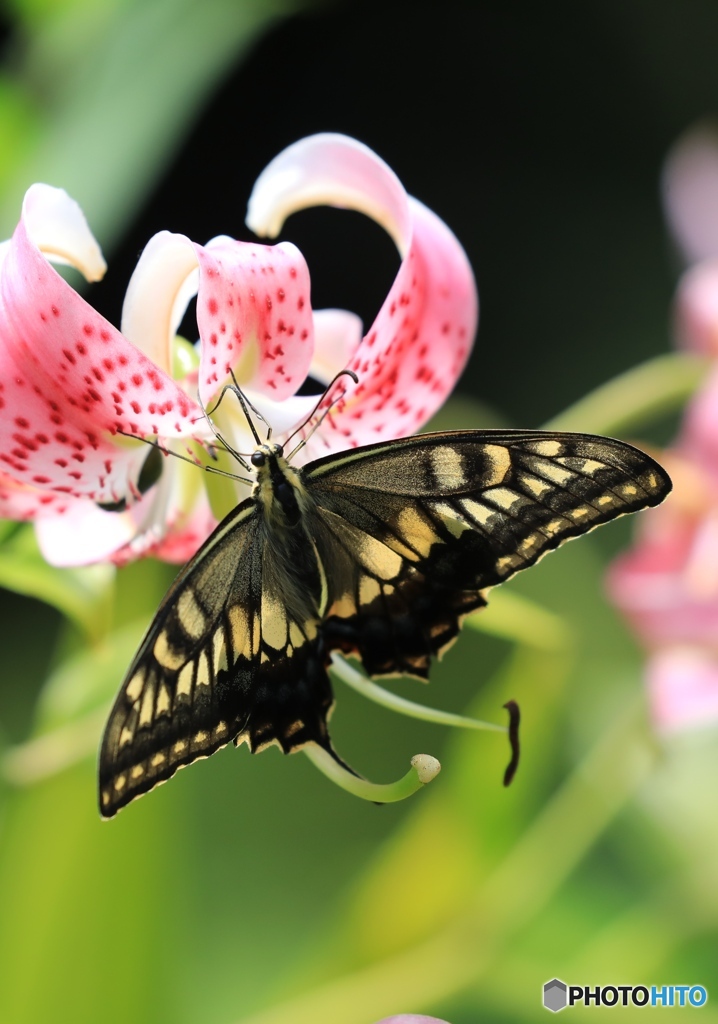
<box><xmin>330</xmin><ymin>654</ymin><xmax>506</xmax><ymax>733</ymax></box>
<box><xmin>464</xmin><ymin>589</ymin><xmax>571</xmax><ymax>651</ymax></box>
<box><xmin>303</xmin><ymin>745</ymin><xmax>440</xmax><ymax>803</ymax></box>
<box><xmin>240</xmin><ymin>697</ymin><xmax>652</xmax><ymax>1024</ymax></box>
<box><xmin>542</xmin><ymin>352</ymin><xmax>707</xmax><ymax>435</ymax></box>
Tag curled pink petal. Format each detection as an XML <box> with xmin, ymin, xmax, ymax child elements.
<box><xmin>0</xmin><ymin>211</ymin><xmax>199</xmax><ymax>504</ymax></box>
<box><xmin>121</xmin><ymin>230</ymin><xmax>200</xmax><ymax>373</ymax></box>
<box><xmin>248</xmin><ymin>134</ymin><xmax>477</xmax><ymax>454</ymax></box>
<box><xmin>21</xmin><ymin>183</ymin><xmax>106</xmax><ymax>281</ymax></box>
<box><xmin>663</xmin><ymin>123</ymin><xmax>718</xmax><ymax>264</ymax></box>
<box><xmin>197</xmin><ymin>237</ymin><xmax>314</xmax><ymax>405</ymax></box>
<box><xmin>647</xmin><ymin>647</ymin><xmax>718</xmax><ymax>732</ymax></box>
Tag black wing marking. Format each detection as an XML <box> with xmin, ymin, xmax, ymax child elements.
<box><xmin>99</xmin><ymin>498</ymin><xmax>332</xmax><ymax>818</ymax></box>
<box><xmin>305</xmin><ymin>430</ymin><xmax>671</xmax><ymax>678</ymax></box>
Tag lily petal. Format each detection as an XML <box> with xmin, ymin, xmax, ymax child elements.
<box><xmin>0</xmin><ymin>471</ymin><xmax>68</xmax><ymax>521</ymax></box>
<box><xmin>21</xmin><ymin>183</ymin><xmax>107</xmax><ymax>281</ymax></box>
<box><xmin>122</xmin><ymin>229</ymin><xmax>316</xmax><ymax>408</ymax></box>
<box><xmin>197</xmin><ymin>236</ymin><xmax>314</xmax><ymax>404</ymax></box>
<box><xmin>247</xmin><ymin>133</ymin><xmax>477</xmax><ymax>454</ymax></box>
<box><xmin>310</xmin><ymin>308</ymin><xmax>364</xmax><ymax>385</ymax></box>
<box><xmin>0</xmin><ymin>193</ymin><xmax>199</xmax><ymax>505</ymax></box>
<box><xmin>121</xmin><ymin>230</ymin><xmax>200</xmax><ymax>374</ymax></box>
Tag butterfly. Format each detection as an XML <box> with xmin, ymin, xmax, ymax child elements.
<box><xmin>99</xmin><ymin>425</ymin><xmax>671</xmax><ymax>817</ymax></box>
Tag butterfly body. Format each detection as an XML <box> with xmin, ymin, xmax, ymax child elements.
<box><xmin>99</xmin><ymin>429</ymin><xmax>671</xmax><ymax>817</ymax></box>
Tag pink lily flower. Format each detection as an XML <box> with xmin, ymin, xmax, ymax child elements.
<box><xmin>0</xmin><ymin>134</ymin><xmax>476</xmax><ymax>568</ymax></box>
<box><xmin>607</xmin><ymin>127</ymin><xmax>718</xmax><ymax>730</ymax></box>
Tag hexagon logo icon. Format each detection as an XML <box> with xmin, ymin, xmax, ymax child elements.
<box><xmin>543</xmin><ymin>978</ymin><xmax>568</xmax><ymax>1012</ymax></box>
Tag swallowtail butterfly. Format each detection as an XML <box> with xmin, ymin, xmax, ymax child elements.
<box><xmin>99</xmin><ymin>425</ymin><xmax>671</xmax><ymax>816</ymax></box>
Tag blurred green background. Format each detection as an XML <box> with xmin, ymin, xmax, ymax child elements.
<box><xmin>1</xmin><ymin>1</ymin><xmax>717</xmax><ymax>1021</ymax></box>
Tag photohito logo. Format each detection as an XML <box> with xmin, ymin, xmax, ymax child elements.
<box><xmin>542</xmin><ymin>980</ymin><xmax>708</xmax><ymax>1011</ymax></box>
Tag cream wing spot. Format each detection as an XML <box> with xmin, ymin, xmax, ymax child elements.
<box><xmin>153</xmin><ymin>631</ymin><xmax>185</xmax><ymax>671</ymax></box>
<box><xmin>156</xmin><ymin>683</ymin><xmax>171</xmax><ymax>715</ymax></box>
<box><xmin>195</xmin><ymin>650</ymin><xmax>211</xmax><ymax>689</ymax></box>
<box><xmin>229</xmin><ymin>605</ymin><xmax>251</xmax><ymax>661</ymax></box>
<box><xmin>177</xmin><ymin>588</ymin><xmax>206</xmax><ymax>640</ymax></box>
<box><xmin>176</xmin><ymin>661</ymin><xmax>194</xmax><ymax>699</ymax></box>
<box><xmin>431</xmin><ymin>501</ymin><xmax>474</xmax><ymax>539</ymax></box>
<box><xmin>526</xmin><ymin>439</ymin><xmax>564</xmax><ymax>457</ymax></box>
<box><xmin>139</xmin><ymin>682</ymin><xmax>155</xmax><ymax>727</ymax></box>
<box><xmin>359</xmin><ymin>575</ymin><xmax>382</xmax><ymax>606</ymax></box>
<box><xmin>518</xmin><ymin>473</ymin><xmax>553</xmax><ymax>499</ymax></box>
<box><xmin>530</xmin><ymin>460</ymin><xmax>577</xmax><ymax>487</ymax></box>
<box><xmin>261</xmin><ymin>591</ymin><xmax>288</xmax><ymax>650</ymax></box>
<box><xmin>430</xmin><ymin>446</ymin><xmax>465</xmax><ymax>489</ymax></box>
<box><xmin>126</xmin><ymin>672</ymin><xmax>144</xmax><ymax>703</ymax></box>
<box><xmin>397</xmin><ymin>506</ymin><xmax>438</xmax><ymax>559</ymax></box>
<box><xmin>289</xmin><ymin>620</ymin><xmax>305</xmax><ymax>648</ymax></box>
<box><xmin>483</xmin><ymin>487</ymin><xmax>533</xmax><ymax>513</ymax></box>
<box><xmin>482</xmin><ymin>444</ymin><xmax>512</xmax><ymax>486</ymax></box>
<box><xmin>459</xmin><ymin>498</ymin><xmax>498</xmax><ymax>529</ymax></box>
<box><xmin>212</xmin><ymin>628</ymin><xmax>229</xmax><ymax>676</ymax></box>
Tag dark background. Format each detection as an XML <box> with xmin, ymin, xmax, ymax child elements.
<box><xmin>96</xmin><ymin>0</ymin><xmax>718</xmax><ymax>424</ymax></box>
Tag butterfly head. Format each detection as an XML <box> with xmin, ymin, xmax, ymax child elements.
<box><xmin>250</xmin><ymin>443</ymin><xmax>285</xmax><ymax>470</ymax></box>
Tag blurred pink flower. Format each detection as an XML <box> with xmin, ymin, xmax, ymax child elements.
<box><xmin>608</xmin><ymin>126</ymin><xmax>718</xmax><ymax>731</ymax></box>
<box><xmin>0</xmin><ymin>134</ymin><xmax>477</xmax><ymax>567</ymax></box>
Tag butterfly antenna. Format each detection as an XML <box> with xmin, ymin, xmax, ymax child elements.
<box><xmin>286</xmin><ymin>369</ymin><xmax>358</xmax><ymax>461</ymax></box>
<box><xmin>195</xmin><ymin>386</ymin><xmax>253</xmax><ymax>471</ymax></box>
<box><xmin>116</xmin><ymin>430</ymin><xmax>252</xmax><ymax>485</ymax></box>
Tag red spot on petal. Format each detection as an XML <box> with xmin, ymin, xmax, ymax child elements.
<box><xmin>207</xmin><ymin>298</ymin><xmax>218</xmax><ymax>315</ymax></box>
<box><xmin>130</xmin><ymin>401</ymin><xmax>141</xmax><ymax>414</ymax></box>
<box><xmin>83</xmin><ymin>324</ymin><xmax>94</xmax><ymax>336</ymax></box>
<box><xmin>131</xmin><ymin>373</ymin><xmax>143</xmax><ymax>386</ymax></box>
<box><xmin>277</xmin><ymin>289</ymin><xmax>285</xmax><ymax>302</ymax></box>
<box><xmin>62</xmin><ymin>349</ymin><xmax>76</xmax><ymax>365</ymax></box>
<box><xmin>51</xmin><ymin>305</ymin><xmax>60</xmax><ymax>317</ymax></box>
<box><xmin>76</xmin><ymin>342</ymin><xmax>87</xmax><ymax>355</ymax></box>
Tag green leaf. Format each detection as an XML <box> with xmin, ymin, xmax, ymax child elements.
<box><xmin>0</xmin><ymin>525</ymin><xmax>114</xmax><ymax>641</ymax></box>
<box><xmin>0</xmin><ymin>0</ymin><xmax>305</xmax><ymax>246</ymax></box>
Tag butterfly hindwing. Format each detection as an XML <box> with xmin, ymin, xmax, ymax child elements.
<box><xmin>304</xmin><ymin>430</ymin><xmax>671</xmax><ymax>678</ymax></box>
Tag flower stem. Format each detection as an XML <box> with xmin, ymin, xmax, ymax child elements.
<box><xmin>303</xmin><ymin>745</ymin><xmax>440</xmax><ymax>803</ymax></box>
<box><xmin>542</xmin><ymin>352</ymin><xmax>707</xmax><ymax>435</ymax></box>
<box><xmin>330</xmin><ymin>654</ymin><xmax>506</xmax><ymax>733</ymax></box>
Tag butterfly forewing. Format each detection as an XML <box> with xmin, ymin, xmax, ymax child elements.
<box><xmin>304</xmin><ymin>431</ymin><xmax>671</xmax><ymax>677</ymax></box>
<box><xmin>99</xmin><ymin>498</ymin><xmax>331</xmax><ymax>817</ymax></box>
<box><xmin>100</xmin><ymin>428</ymin><xmax>671</xmax><ymax>816</ymax></box>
